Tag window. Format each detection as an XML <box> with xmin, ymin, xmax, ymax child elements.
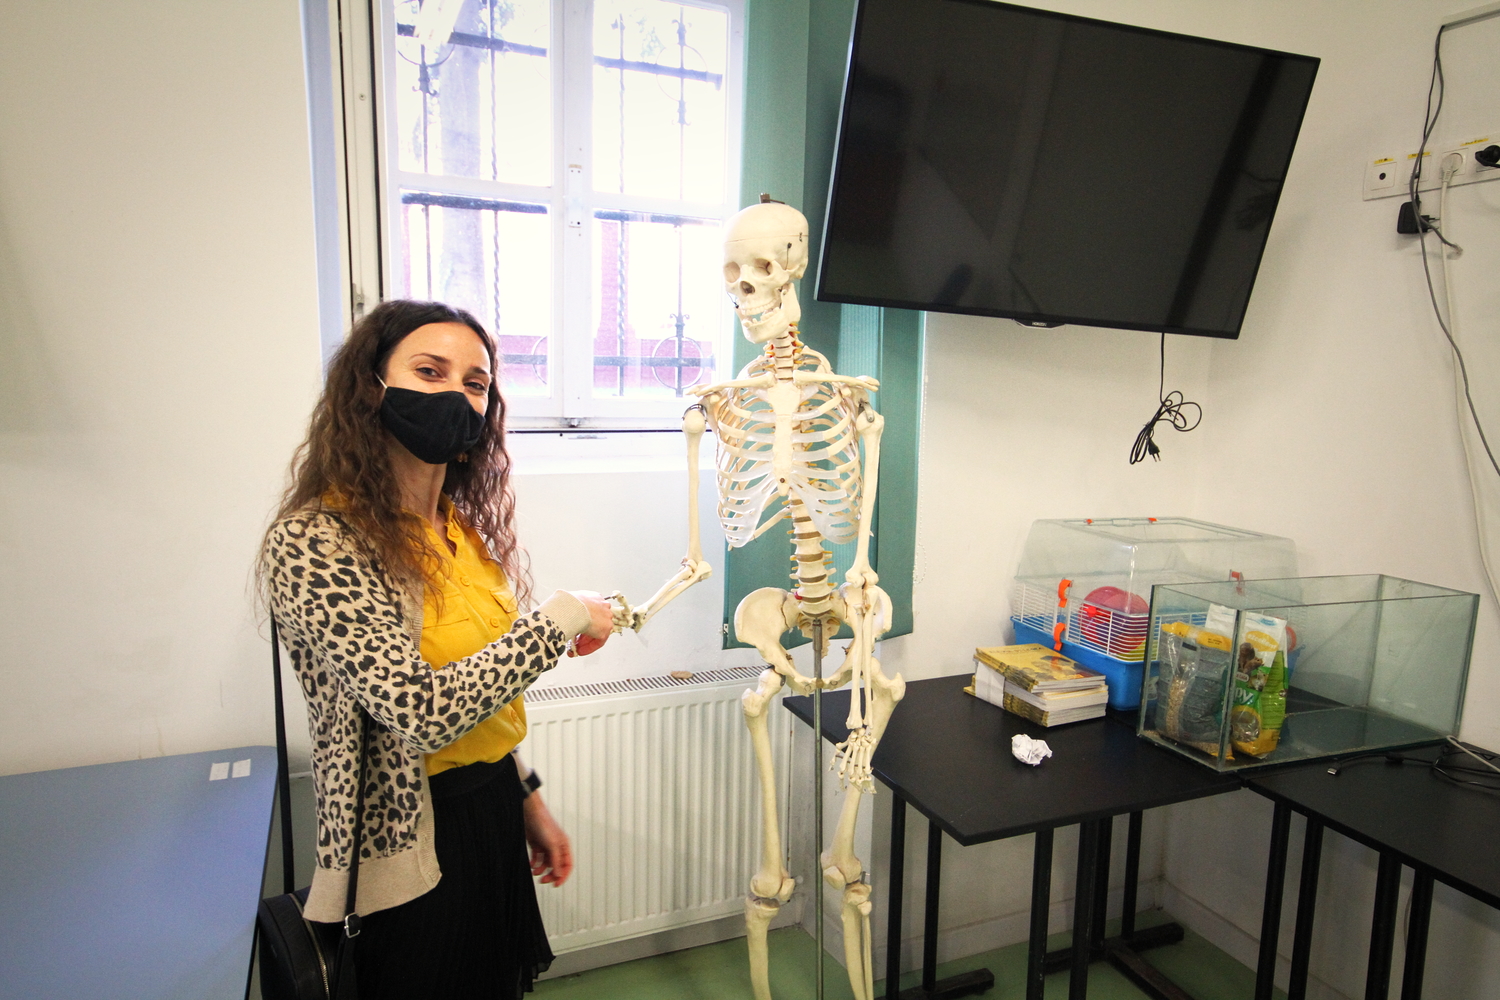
<box><xmin>339</xmin><ymin>0</ymin><xmax>744</xmax><ymax>427</ymax></box>
<box><xmin>307</xmin><ymin>0</ymin><xmax>924</xmax><ymax>642</ymax></box>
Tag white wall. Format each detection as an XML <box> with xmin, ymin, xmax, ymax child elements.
<box><xmin>5</xmin><ymin>0</ymin><xmax>1500</xmax><ymax>997</ymax></box>
<box><xmin>871</xmin><ymin>1</ymin><xmax>1500</xmax><ymax>997</ymax></box>
<box><xmin>1162</xmin><ymin>2</ymin><xmax>1500</xmax><ymax>997</ymax></box>
<box><xmin>0</xmin><ymin>0</ymin><xmax>323</xmax><ymax>775</ymax></box>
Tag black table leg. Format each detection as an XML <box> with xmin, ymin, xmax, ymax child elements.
<box><xmin>1256</xmin><ymin>802</ymin><xmax>1293</xmax><ymax>1000</ymax></box>
<box><xmin>1090</xmin><ymin>816</ymin><xmax>1113</xmax><ymax>955</ymax></box>
<box><xmin>886</xmin><ymin>796</ymin><xmax>906</xmax><ymax>1000</ymax></box>
<box><xmin>1098</xmin><ymin>814</ymin><xmax>1194</xmax><ymax>1000</ymax></box>
<box><xmin>1070</xmin><ymin>819</ymin><xmax>1101</xmax><ymax>1000</ymax></box>
<box><xmin>1028</xmin><ymin>828</ymin><xmax>1054</xmax><ymax>1000</ymax></box>
<box><xmin>1038</xmin><ymin>814</ymin><xmax>1194</xmax><ymax>1000</ymax></box>
<box><xmin>1121</xmin><ymin>811</ymin><xmax>1143</xmax><ymax>940</ymax></box>
<box><xmin>1288</xmin><ymin>817</ymin><xmax>1323</xmax><ymax>1000</ymax></box>
<box><xmin>923</xmin><ymin>820</ymin><xmax>941</xmax><ymax>992</ymax></box>
<box><xmin>1400</xmin><ymin>870</ymin><xmax>1433</xmax><ymax>1000</ymax></box>
<box><xmin>1365</xmin><ymin>854</ymin><xmax>1402</xmax><ymax>1000</ymax></box>
<box><xmin>895</xmin><ymin>820</ymin><xmax>993</xmax><ymax>1000</ymax></box>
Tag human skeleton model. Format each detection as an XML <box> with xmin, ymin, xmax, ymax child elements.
<box><xmin>614</xmin><ymin>200</ymin><xmax>905</xmax><ymax>1000</ymax></box>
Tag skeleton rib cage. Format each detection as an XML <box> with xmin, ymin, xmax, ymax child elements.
<box><xmin>706</xmin><ymin>347</ymin><xmax>864</xmax><ymax>550</ymax></box>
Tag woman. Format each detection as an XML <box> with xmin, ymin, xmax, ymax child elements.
<box><xmin>260</xmin><ymin>300</ymin><xmax>614</xmax><ymax>998</ymax></box>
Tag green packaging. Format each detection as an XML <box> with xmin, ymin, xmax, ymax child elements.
<box><xmin>1230</xmin><ymin>612</ymin><xmax>1288</xmax><ymax>757</ymax></box>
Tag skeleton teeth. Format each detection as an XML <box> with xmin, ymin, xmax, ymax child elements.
<box><xmin>745</xmin><ymin>302</ymin><xmax>781</xmax><ymax>323</ymax></box>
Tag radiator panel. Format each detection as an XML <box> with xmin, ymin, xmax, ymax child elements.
<box><xmin>523</xmin><ymin>669</ymin><xmax>791</xmax><ymax>954</ymax></box>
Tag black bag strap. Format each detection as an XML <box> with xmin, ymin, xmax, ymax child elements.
<box><xmin>273</xmin><ymin>613</ymin><xmax>374</xmax><ymax>998</ymax></box>
<box><xmin>343</xmin><ymin>708</ymin><xmax>372</xmax><ymax>931</ymax></box>
<box><xmin>329</xmin><ymin>704</ymin><xmax>372</xmax><ymax>999</ymax></box>
<box><xmin>270</xmin><ymin>616</ymin><xmax>296</xmax><ymax>896</ymax></box>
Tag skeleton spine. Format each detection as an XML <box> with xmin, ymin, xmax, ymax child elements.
<box><xmin>788</xmin><ymin>503</ymin><xmax>836</xmax><ymax>614</ymax></box>
<box><xmin>766</xmin><ymin>326</ymin><xmax>803</xmax><ymax>380</ymax></box>
<box><xmin>767</xmin><ymin>326</ymin><xmax>835</xmax><ymax>617</ymax></box>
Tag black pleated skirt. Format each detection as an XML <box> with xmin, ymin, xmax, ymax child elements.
<box><xmin>352</xmin><ymin>754</ymin><xmax>554</xmax><ymax>999</ymax></box>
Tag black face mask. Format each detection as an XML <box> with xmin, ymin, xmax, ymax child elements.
<box><xmin>378</xmin><ymin>381</ymin><xmax>486</xmax><ymax>465</ymax></box>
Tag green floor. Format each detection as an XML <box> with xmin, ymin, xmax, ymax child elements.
<box><xmin>535</xmin><ymin>911</ymin><xmax>1285</xmax><ymax>1000</ymax></box>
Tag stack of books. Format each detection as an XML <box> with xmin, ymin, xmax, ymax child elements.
<box><xmin>972</xmin><ymin>643</ymin><xmax>1108</xmax><ymax>727</ymax></box>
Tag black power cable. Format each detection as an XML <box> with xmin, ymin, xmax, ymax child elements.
<box><xmin>1327</xmin><ymin>739</ymin><xmax>1500</xmax><ymax>794</ymax></box>
<box><xmin>1130</xmin><ymin>333</ymin><xmax>1202</xmax><ymax>464</ymax></box>
<box><xmin>1408</xmin><ymin>27</ymin><xmax>1461</xmax><ymax>252</ymax></box>
<box><xmin>1410</xmin><ymin>26</ymin><xmax>1500</xmax><ymax>482</ymax></box>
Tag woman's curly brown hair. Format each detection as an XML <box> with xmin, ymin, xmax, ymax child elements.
<box><xmin>264</xmin><ymin>299</ymin><xmax>530</xmax><ymax>607</ymax></box>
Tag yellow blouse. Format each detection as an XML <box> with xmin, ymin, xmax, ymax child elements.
<box><xmin>420</xmin><ymin>499</ymin><xmax>527</xmax><ymax>777</ymax></box>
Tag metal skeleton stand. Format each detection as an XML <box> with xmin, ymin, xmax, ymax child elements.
<box><xmin>813</xmin><ymin>619</ymin><xmax>824</xmax><ymax>1000</ymax></box>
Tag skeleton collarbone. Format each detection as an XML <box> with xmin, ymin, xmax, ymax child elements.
<box><xmin>701</xmin><ymin>348</ymin><xmax>874</xmax><ymax>550</ymax></box>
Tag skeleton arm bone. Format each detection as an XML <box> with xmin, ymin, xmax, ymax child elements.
<box><xmin>622</xmin><ymin>405</ymin><xmax>714</xmax><ymax>630</ymax></box>
<box><xmin>844</xmin><ymin>405</ymin><xmax>885</xmax><ymax>593</ymax></box>
<box><xmin>830</xmin><ymin>406</ymin><xmax>887</xmax><ymax>739</ymax></box>
<box><xmin>823</xmin><ymin>582</ymin><xmax>893</xmax><ymax>689</ymax></box>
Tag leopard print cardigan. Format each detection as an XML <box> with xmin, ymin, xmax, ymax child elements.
<box><xmin>262</xmin><ymin>509</ymin><xmax>591</xmax><ymax>923</ymax></box>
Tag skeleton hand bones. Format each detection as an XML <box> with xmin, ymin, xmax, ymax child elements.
<box><xmin>609</xmin><ymin>550</ymin><xmax>712</xmax><ymax>633</ymax></box>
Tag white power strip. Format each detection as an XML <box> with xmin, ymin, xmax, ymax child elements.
<box><xmin>1362</xmin><ymin>128</ymin><xmax>1500</xmax><ymax>200</ymax></box>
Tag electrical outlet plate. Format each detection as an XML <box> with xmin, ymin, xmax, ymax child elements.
<box><xmin>1362</xmin><ymin>128</ymin><xmax>1500</xmax><ymax>200</ymax></box>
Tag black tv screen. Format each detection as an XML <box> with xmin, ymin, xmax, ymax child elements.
<box><xmin>817</xmin><ymin>0</ymin><xmax>1319</xmax><ymax>339</ymax></box>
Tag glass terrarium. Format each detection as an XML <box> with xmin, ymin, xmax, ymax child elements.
<box><xmin>1138</xmin><ymin>575</ymin><xmax>1478</xmax><ymax>771</ymax></box>
<box><xmin>1010</xmin><ymin>518</ymin><xmax>1298</xmax><ymax>709</ymax></box>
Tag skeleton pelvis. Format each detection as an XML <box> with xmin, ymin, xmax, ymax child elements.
<box><xmin>733</xmin><ymin>588</ymin><xmax>845</xmax><ymax>672</ymax></box>
<box><xmin>735</xmin><ymin>587</ymin><xmax>846</xmax><ymax>641</ymax></box>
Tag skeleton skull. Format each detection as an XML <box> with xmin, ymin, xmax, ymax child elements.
<box><xmin>722</xmin><ymin>201</ymin><xmax>809</xmax><ymax>344</ymax></box>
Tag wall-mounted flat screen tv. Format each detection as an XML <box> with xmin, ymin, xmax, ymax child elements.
<box><xmin>817</xmin><ymin>0</ymin><xmax>1319</xmax><ymax>339</ymax></box>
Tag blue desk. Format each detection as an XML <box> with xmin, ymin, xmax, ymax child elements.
<box><xmin>0</xmin><ymin>746</ymin><xmax>277</xmax><ymax>1000</ymax></box>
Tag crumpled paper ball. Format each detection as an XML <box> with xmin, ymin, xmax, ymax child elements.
<box><xmin>1011</xmin><ymin>733</ymin><xmax>1053</xmax><ymax>766</ymax></box>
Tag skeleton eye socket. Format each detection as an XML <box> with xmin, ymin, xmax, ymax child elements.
<box><xmin>755</xmin><ymin>258</ymin><xmax>774</xmax><ymax>275</ymax></box>
<box><xmin>723</xmin><ymin>263</ymin><xmax>740</xmax><ymax>283</ymax></box>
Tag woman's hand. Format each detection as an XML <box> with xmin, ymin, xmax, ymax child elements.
<box><xmin>522</xmin><ymin>792</ymin><xmax>573</xmax><ymax>887</ymax></box>
<box><xmin>569</xmin><ymin>634</ymin><xmax>606</xmax><ymax>657</ymax></box>
<box><xmin>567</xmin><ymin>591</ymin><xmax>616</xmax><ymax>656</ymax></box>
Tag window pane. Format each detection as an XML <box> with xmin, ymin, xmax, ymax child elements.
<box><xmin>593</xmin><ymin>1</ymin><xmax>728</xmax><ymax>201</ymax></box>
<box><xmin>401</xmin><ymin>192</ymin><xmax>552</xmax><ymax>396</ymax></box>
<box><xmin>591</xmin><ymin>212</ymin><xmax>723</xmax><ymax>399</ymax></box>
<box><xmin>394</xmin><ymin>0</ymin><xmax>551</xmax><ymax>186</ymax></box>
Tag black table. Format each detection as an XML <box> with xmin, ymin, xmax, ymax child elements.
<box><xmin>1248</xmin><ymin>743</ymin><xmax>1500</xmax><ymax>1000</ymax></box>
<box><xmin>785</xmin><ymin>675</ymin><xmax>1240</xmax><ymax>1000</ymax></box>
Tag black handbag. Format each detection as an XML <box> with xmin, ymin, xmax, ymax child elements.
<box><xmin>256</xmin><ymin>616</ymin><xmax>371</xmax><ymax>1000</ymax></box>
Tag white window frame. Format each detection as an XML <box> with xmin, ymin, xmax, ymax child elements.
<box><xmin>332</xmin><ymin>0</ymin><xmax>745</xmax><ymax>430</ymax></box>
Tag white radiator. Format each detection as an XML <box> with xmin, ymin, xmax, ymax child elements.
<box><xmin>523</xmin><ymin>666</ymin><xmax>792</xmax><ymax>954</ymax></box>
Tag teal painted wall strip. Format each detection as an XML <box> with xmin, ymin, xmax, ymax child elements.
<box><xmin>734</xmin><ymin>0</ymin><xmax>810</xmax><ymax>375</ymax></box>
<box><xmin>870</xmin><ymin>309</ymin><xmax>923</xmax><ymax>638</ymax></box>
<box><xmin>838</xmin><ymin>303</ymin><xmax>882</xmax><ymax>379</ymax></box>
<box><xmin>795</xmin><ymin>0</ymin><xmax>857</xmax><ymax>362</ymax></box>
